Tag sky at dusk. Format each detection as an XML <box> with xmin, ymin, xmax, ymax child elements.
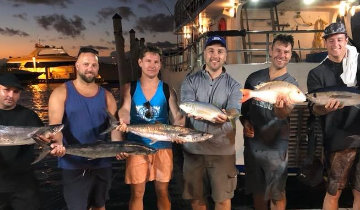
<box><xmin>0</xmin><ymin>0</ymin><xmax>178</xmax><ymax>59</ymax></box>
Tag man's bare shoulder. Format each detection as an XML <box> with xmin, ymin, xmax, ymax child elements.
<box><xmin>50</xmin><ymin>83</ymin><xmax>67</xmax><ymax>99</ymax></box>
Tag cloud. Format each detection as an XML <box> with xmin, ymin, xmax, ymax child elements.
<box><xmin>114</xmin><ymin>0</ymin><xmax>129</xmax><ymax>2</ymax></box>
<box><xmin>89</xmin><ymin>21</ymin><xmax>96</xmax><ymax>26</ymax></box>
<box><xmin>35</xmin><ymin>14</ymin><xmax>86</xmax><ymax>38</ymax></box>
<box><xmin>138</xmin><ymin>3</ymin><xmax>151</xmax><ymax>12</ymax></box>
<box><xmin>13</xmin><ymin>13</ymin><xmax>27</xmax><ymax>21</ymax></box>
<box><xmin>135</xmin><ymin>13</ymin><xmax>173</xmax><ymax>33</ymax></box>
<box><xmin>147</xmin><ymin>41</ymin><xmax>177</xmax><ymax>49</ymax></box>
<box><xmin>8</xmin><ymin>0</ymin><xmax>72</xmax><ymax>8</ymax></box>
<box><xmin>81</xmin><ymin>45</ymin><xmax>110</xmax><ymax>50</ymax></box>
<box><xmin>0</xmin><ymin>27</ymin><xmax>29</xmax><ymax>37</ymax></box>
<box><xmin>97</xmin><ymin>6</ymin><xmax>135</xmax><ymax>22</ymax></box>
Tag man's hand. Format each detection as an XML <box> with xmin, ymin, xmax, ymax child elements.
<box><xmin>35</xmin><ymin>134</ymin><xmax>66</xmax><ymax>157</ymax></box>
<box><xmin>115</xmin><ymin>118</ymin><xmax>128</xmax><ymax>132</ymax></box>
<box><xmin>313</xmin><ymin>99</ymin><xmax>344</xmax><ymax>116</ymax></box>
<box><xmin>115</xmin><ymin>152</ymin><xmax>129</xmax><ymax>160</ymax></box>
<box><xmin>213</xmin><ymin>110</ymin><xmax>228</xmax><ymax>123</ymax></box>
<box><xmin>274</xmin><ymin>95</ymin><xmax>294</xmax><ymax>119</ymax></box>
<box><xmin>49</xmin><ymin>143</ymin><xmax>66</xmax><ymax>157</ymax></box>
<box><xmin>243</xmin><ymin>120</ymin><xmax>254</xmax><ymax>138</ymax></box>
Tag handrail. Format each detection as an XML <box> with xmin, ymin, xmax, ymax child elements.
<box><xmin>163</xmin><ymin>29</ymin><xmax>327</xmax><ymax>68</ymax></box>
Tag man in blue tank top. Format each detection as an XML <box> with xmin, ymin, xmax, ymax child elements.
<box><xmin>48</xmin><ymin>47</ymin><xmax>121</xmax><ymax>210</ymax></box>
<box><xmin>116</xmin><ymin>46</ymin><xmax>185</xmax><ymax>210</ymax></box>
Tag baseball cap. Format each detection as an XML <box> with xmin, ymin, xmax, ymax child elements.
<box><xmin>205</xmin><ymin>35</ymin><xmax>226</xmax><ymax>48</ymax></box>
<box><xmin>323</xmin><ymin>22</ymin><xmax>347</xmax><ymax>39</ymax></box>
<box><xmin>0</xmin><ymin>73</ymin><xmax>24</xmax><ymax>90</ymax></box>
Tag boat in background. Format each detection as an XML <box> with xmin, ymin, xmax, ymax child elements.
<box><xmin>7</xmin><ymin>43</ymin><xmax>76</xmax><ymax>82</ymax></box>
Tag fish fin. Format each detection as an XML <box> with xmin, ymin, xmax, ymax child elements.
<box><xmin>254</xmin><ymin>82</ymin><xmax>267</xmax><ymax>89</ymax></box>
<box><xmin>240</xmin><ymin>89</ymin><xmax>252</xmax><ymax>103</ymax></box>
<box><xmin>31</xmin><ymin>137</ymin><xmax>51</xmax><ymax>165</ymax></box>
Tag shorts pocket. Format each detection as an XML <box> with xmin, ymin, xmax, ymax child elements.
<box><xmin>227</xmin><ymin>169</ymin><xmax>238</xmax><ymax>193</ymax></box>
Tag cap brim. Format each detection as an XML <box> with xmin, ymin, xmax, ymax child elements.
<box><xmin>323</xmin><ymin>32</ymin><xmax>347</xmax><ymax>38</ymax></box>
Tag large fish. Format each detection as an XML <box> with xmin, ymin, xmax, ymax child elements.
<box><xmin>125</xmin><ymin>123</ymin><xmax>213</xmax><ymax>144</ymax></box>
<box><xmin>0</xmin><ymin>124</ymin><xmax>64</xmax><ymax>146</ymax></box>
<box><xmin>179</xmin><ymin>101</ymin><xmax>240</xmax><ymax>123</ymax></box>
<box><xmin>32</xmin><ymin>140</ymin><xmax>157</xmax><ymax>164</ymax></box>
<box><xmin>240</xmin><ymin>81</ymin><xmax>306</xmax><ymax>104</ymax></box>
<box><xmin>306</xmin><ymin>86</ymin><xmax>360</xmax><ymax>107</ymax></box>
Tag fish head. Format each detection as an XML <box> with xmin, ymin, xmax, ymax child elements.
<box><xmin>179</xmin><ymin>102</ymin><xmax>196</xmax><ymax>114</ymax></box>
<box><xmin>288</xmin><ymin>89</ymin><xmax>306</xmax><ymax>103</ymax></box>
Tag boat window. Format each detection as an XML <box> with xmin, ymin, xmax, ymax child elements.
<box><xmin>38</xmin><ymin>48</ymin><xmax>68</xmax><ymax>56</ymax></box>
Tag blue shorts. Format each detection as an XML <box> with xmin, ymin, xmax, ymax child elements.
<box><xmin>62</xmin><ymin>167</ymin><xmax>112</xmax><ymax>210</ymax></box>
<box><xmin>244</xmin><ymin>144</ymin><xmax>288</xmax><ymax>201</ymax></box>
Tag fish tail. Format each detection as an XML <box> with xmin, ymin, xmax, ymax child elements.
<box><xmin>32</xmin><ymin>137</ymin><xmax>51</xmax><ymax>164</ymax></box>
<box><xmin>240</xmin><ymin>89</ymin><xmax>252</xmax><ymax>103</ymax></box>
<box><xmin>100</xmin><ymin>110</ymin><xmax>120</xmax><ymax>135</ymax></box>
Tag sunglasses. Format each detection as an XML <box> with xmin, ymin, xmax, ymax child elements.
<box><xmin>144</xmin><ymin>101</ymin><xmax>153</xmax><ymax>119</ymax></box>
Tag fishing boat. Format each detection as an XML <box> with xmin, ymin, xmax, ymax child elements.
<box><xmin>160</xmin><ymin>0</ymin><xmax>360</xmax><ymax>173</ymax></box>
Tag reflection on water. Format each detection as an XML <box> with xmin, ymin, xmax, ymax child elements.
<box><xmin>19</xmin><ymin>83</ymin><xmax>121</xmax><ymax>124</ymax></box>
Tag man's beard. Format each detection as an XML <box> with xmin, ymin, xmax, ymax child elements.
<box><xmin>79</xmin><ymin>72</ymin><xmax>96</xmax><ymax>83</ymax></box>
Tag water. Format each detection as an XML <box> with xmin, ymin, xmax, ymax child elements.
<box><xmin>18</xmin><ymin>83</ymin><xmax>353</xmax><ymax>210</ymax></box>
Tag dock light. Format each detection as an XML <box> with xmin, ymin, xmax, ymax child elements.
<box><xmin>250</xmin><ymin>0</ymin><xmax>259</xmax><ymax>2</ymax></box>
<box><xmin>303</xmin><ymin>0</ymin><xmax>315</xmax><ymax>5</ymax></box>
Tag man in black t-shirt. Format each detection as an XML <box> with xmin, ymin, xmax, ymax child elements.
<box><xmin>240</xmin><ymin>34</ymin><xmax>298</xmax><ymax>210</ymax></box>
<box><xmin>307</xmin><ymin>22</ymin><xmax>360</xmax><ymax>210</ymax></box>
<box><xmin>0</xmin><ymin>74</ymin><xmax>60</xmax><ymax>210</ymax></box>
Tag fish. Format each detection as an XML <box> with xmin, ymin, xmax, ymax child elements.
<box><xmin>125</xmin><ymin>123</ymin><xmax>214</xmax><ymax>144</ymax></box>
<box><xmin>306</xmin><ymin>86</ymin><xmax>360</xmax><ymax>107</ymax></box>
<box><xmin>0</xmin><ymin>124</ymin><xmax>64</xmax><ymax>146</ymax></box>
<box><xmin>179</xmin><ymin>101</ymin><xmax>240</xmax><ymax>123</ymax></box>
<box><xmin>32</xmin><ymin>140</ymin><xmax>157</xmax><ymax>164</ymax></box>
<box><xmin>240</xmin><ymin>81</ymin><xmax>306</xmax><ymax>104</ymax></box>
<box><xmin>99</xmin><ymin>111</ymin><xmax>214</xmax><ymax>144</ymax></box>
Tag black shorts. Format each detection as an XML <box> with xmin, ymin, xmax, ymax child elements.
<box><xmin>62</xmin><ymin>167</ymin><xmax>112</xmax><ymax>210</ymax></box>
<box><xmin>0</xmin><ymin>185</ymin><xmax>40</xmax><ymax>210</ymax></box>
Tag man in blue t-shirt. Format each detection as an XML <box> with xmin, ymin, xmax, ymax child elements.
<box><xmin>117</xmin><ymin>46</ymin><xmax>185</xmax><ymax>210</ymax></box>
<box><xmin>241</xmin><ymin>34</ymin><xmax>298</xmax><ymax>210</ymax></box>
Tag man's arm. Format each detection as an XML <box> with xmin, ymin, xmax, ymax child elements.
<box><xmin>117</xmin><ymin>83</ymin><xmax>131</xmax><ymax>140</ymax></box>
<box><xmin>48</xmin><ymin>84</ymin><xmax>66</xmax><ymax>156</ymax></box>
<box><xmin>274</xmin><ymin>95</ymin><xmax>294</xmax><ymax>119</ymax></box>
<box><xmin>168</xmin><ymin>87</ymin><xmax>185</xmax><ymax>126</ymax></box>
<box><xmin>105</xmin><ymin>90</ymin><xmax>121</xmax><ymax>141</ymax></box>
